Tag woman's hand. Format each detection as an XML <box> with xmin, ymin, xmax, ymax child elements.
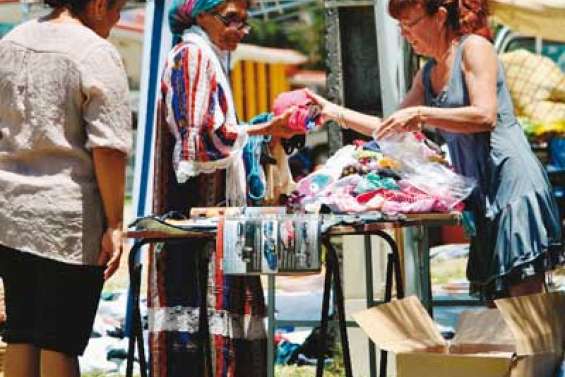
<box><xmin>304</xmin><ymin>89</ymin><xmax>343</xmax><ymax>124</ymax></box>
<box><xmin>373</xmin><ymin>107</ymin><xmax>423</xmax><ymax>140</ymax></box>
<box><xmin>98</xmin><ymin>226</ymin><xmax>124</xmax><ymax>280</ymax></box>
<box><xmin>269</xmin><ymin>108</ymin><xmax>304</xmax><ymax>138</ymax></box>
<box><xmin>247</xmin><ymin>108</ymin><xmax>304</xmax><ymax>138</ymax></box>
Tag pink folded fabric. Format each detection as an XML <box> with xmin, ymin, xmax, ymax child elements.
<box><xmin>382</xmin><ymin>198</ymin><xmax>438</xmax><ymax>214</ymax></box>
<box><xmin>357</xmin><ymin>187</ymin><xmax>449</xmax><ymax>214</ymax></box>
<box><xmin>323</xmin><ymin>194</ymin><xmax>367</xmax><ymax>213</ymax></box>
<box><xmin>272</xmin><ymin>89</ymin><xmax>322</xmax><ymax>131</ymax></box>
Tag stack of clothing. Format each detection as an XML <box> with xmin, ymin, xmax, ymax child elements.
<box><xmin>287</xmin><ymin>133</ymin><xmax>474</xmax><ymax>215</ymax></box>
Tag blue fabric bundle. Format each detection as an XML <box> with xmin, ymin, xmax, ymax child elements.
<box><xmin>243</xmin><ymin>113</ymin><xmax>273</xmax><ymax>201</ymax></box>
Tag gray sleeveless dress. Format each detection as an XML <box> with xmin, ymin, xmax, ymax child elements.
<box><xmin>422</xmin><ymin>35</ymin><xmax>563</xmax><ymax>299</ymax></box>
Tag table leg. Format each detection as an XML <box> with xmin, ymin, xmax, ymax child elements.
<box><xmin>316</xmin><ymin>241</ymin><xmax>334</xmax><ymax>377</ymax></box>
<box><xmin>374</xmin><ymin>230</ymin><xmax>404</xmax><ymax>299</ymax></box>
<box><xmin>134</xmin><ymin>270</ymin><xmax>148</xmax><ymax>377</ymax></box>
<box><xmin>127</xmin><ymin>240</ymin><xmax>148</xmax><ymax>377</ymax></box>
<box><xmin>267</xmin><ymin>275</ymin><xmax>276</xmax><ymax>377</ymax></box>
<box><xmin>373</xmin><ymin>230</ymin><xmax>405</xmax><ymax>377</ymax></box>
<box><xmin>377</xmin><ymin>252</ymin><xmax>394</xmax><ymax>377</ymax></box>
<box><xmin>364</xmin><ymin>236</ymin><xmax>377</xmax><ymax>377</ymax></box>
<box><xmin>416</xmin><ymin>226</ymin><xmax>432</xmax><ymax>317</ymax></box>
<box><xmin>323</xmin><ymin>239</ymin><xmax>353</xmax><ymax>377</ymax></box>
<box><xmin>199</xmin><ymin>248</ymin><xmax>212</xmax><ymax>377</ymax></box>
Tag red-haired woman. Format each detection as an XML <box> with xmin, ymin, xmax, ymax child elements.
<box><xmin>308</xmin><ymin>0</ymin><xmax>563</xmax><ymax>301</ymax></box>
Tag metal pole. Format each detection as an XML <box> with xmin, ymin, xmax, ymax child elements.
<box><xmin>416</xmin><ymin>226</ymin><xmax>433</xmax><ymax>316</ymax></box>
<box><xmin>364</xmin><ymin>235</ymin><xmax>377</xmax><ymax>377</ymax></box>
<box><xmin>328</xmin><ymin>241</ymin><xmax>354</xmax><ymax>377</ymax></box>
<box><xmin>316</xmin><ymin>242</ymin><xmax>334</xmax><ymax>377</ymax></box>
<box><xmin>125</xmin><ymin>0</ymin><xmax>166</xmax><ymax>338</ymax></box>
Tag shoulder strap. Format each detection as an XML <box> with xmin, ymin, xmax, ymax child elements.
<box><xmin>421</xmin><ymin>59</ymin><xmax>436</xmax><ymax>103</ymax></box>
<box><xmin>453</xmin><ymin>34</ymin><xmax>473</xmax><ymax>70</ymax></box>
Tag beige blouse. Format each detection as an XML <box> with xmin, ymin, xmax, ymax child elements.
<box><xmin>0</xmin><ymin>19</ymin><xmax>131</xmax><ymax>265</ymax></box>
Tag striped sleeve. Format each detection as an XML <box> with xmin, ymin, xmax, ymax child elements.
<box><xmin>162</xmin><ymin>43</ymin><xmax>245</xmax><ymax>165</ymax></box>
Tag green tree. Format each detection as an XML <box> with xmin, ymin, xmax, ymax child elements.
<box><xmin>246</xmin><ymin>3</ymin><xmax>326</xmax><ymax>70</ymax></box>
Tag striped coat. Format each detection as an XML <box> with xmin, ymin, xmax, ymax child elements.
<box><xmin>149</xmin><ymin>27</ymin><xmax>267</xmax><ymax>377</ymax></box>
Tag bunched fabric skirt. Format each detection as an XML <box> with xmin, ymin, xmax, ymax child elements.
<box><xmin>148</xmin><ymin>110</ymin><xmax>267</xmax><ymax>377</ymax></box>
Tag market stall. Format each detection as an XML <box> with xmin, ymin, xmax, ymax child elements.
<box><xmin>125</xmin><ymin>101</ymin><xmax>472</xmax><ymax>376</ymax></box>
<box><xmin>125</xmin><ymin>210</ymin><xmax>461</xmax><ymax>377</ymax></box>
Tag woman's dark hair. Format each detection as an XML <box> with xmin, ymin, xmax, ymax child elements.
<box><xmin>44</xmin><ymin>0</ymin><xmax>117</xmax><ymax>14</ymax></box>
<box><xmin>388</xmin><ymin>0</ymin><xmax>492</xmax><ymax>40</ymax></box>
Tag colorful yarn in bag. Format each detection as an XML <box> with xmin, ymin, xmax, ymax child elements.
<box><xmin>243</xmin><ymin>113</ymin><xmax>272</xmax><ymax>201</ymax></box>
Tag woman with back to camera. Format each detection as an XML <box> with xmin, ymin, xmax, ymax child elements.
<box><xmin>308</xmin><ymin>0</ymin><xmax>563</xmax><ymax>300</ymax></box>
<box><xmin>0</xmin><ymin>0</ymin><xmax>131</xmax><ymax>375</ymax></box>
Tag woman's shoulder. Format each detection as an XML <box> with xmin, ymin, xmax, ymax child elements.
<box><xmin>460</xmin><ymin>34</ymin><xmax>497</xmax><ymax>67</ymax></box>
<box><xmin>167</xmin><ymin>40</ymin><xmax>212</xmax><ymax>63</ymax></box>
<box><xmin>74</xmin><ymin>38</ymin><xmax>126</xmax><ymax>88</ymax></box>
<box><xmin>72</xmin><ymin>28</ymin><xmax>120</xmax><ymax>63</ymax></box>
<box><xmin>1</xmin><ymin>19</ymin><xmax>46</xmax><ymax>42</ymax></box>
<box><xmin>76</xmin><ymin>42</ymin><xmax>124</xmax><ymax>81</ymax></box>
<box><xmin>6</xmin><ymin>18</ymin><xmax>118</xmax><ymax>63</ymax></box>
<box><xmin>1</xmin><ymin>20</ymin><xmax>28</xmax><ymax>40</ymax></box>
<box><xmin>460</xmin><ymin>34</ymin><xmax>495</xmax><ymax>56</ymax></box>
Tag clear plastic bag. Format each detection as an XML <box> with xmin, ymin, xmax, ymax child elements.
<box><xmin>400</xmin><ymin>164</ymin><xmax>476</xmax><ymax>209</ymax></box>
<box><xmin>377</xmin><ymin>133</ymin><xmax>438</xmax><ymax>170</ymax></box>
<box><xmin>378</xmin><ymin>133</ymin><xmax>476</xmax><ymax>209</ymax></box>
<box><xmin>294</xmin><ymin>145</ymin><xmax>357</xmax><ymax>198</ymax></box>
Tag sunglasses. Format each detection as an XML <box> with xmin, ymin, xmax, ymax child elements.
<box><xmin>211</xmin><ymin>12</ymin><xmax>251</xmax><ymax>33</ymax></box>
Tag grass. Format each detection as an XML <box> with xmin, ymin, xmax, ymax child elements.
<box><xmin>430</xmin><ymin>257</ymin><xmax>468</xmax><ymax>286</ymax></box>
<box><xmin>79</xmin><ymin>341</ymin><xmax>345</xmax><ymax>377</ymax></box>
<box><xmin>276</xmin><ymin>365</ymin><xmax>343</xmax><ymax>377</ymax></box>
<box><xmin>82</xmin><ymin>365</ymin><xmax>341</xmax><ymax>377</ymax></box>
<box><xmin>274</xmin><ymin>339</ymin><xmax>344</xmax><ymax>377</ymax></box>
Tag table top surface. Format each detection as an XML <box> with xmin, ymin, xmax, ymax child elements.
<box><xmin>324</xmin><ymin>212</ymin><xmax>461</xmax><ymax>235</ymax></box>
<box><xmin>126</xmin><ymin>212</ymin><xmax>461</xmax><ymax>240</ymax></box>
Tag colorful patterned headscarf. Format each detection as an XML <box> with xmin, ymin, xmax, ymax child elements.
<box><xmin>168</xmin><ymin>0</ymin><xmax>224</xmax><ymax>35</ymax></box>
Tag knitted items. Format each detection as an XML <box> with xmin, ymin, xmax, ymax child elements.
<box><xmin>354</xmin><ymin>172</ymin><xmax>400</xmax><ymax>195</ymax></box>
<box><xmin>272</xmin><ymin>89</ymin><xmax>322</xmax><ymax>132</ymax></box>
<box><xmin>288</xmin><ymin>138</ymin><xmax>473</xmax><ymax>214</ymax></box>
<box><xmin>272</xmin><ymin>89</ymin><xmax>323</xmax><ymax>155</ymax></box>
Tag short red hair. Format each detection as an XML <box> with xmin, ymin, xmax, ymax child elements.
<box><xmin>388</xmin><ymin>0</ymin><xmax>492</xmax><ymax>41</ymax></box>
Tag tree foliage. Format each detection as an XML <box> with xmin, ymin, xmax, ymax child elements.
<box><xmin>246</xmin><ymin>4</ymin><xmax>327</xmax><ymax>70</ymax></box>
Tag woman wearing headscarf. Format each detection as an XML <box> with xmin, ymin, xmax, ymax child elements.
<box><xmin>308</xmin><ymin>0</ymin><xmax>563</xmax><ymax>301</ymax></box>
<box><xmin>148</xmin><ymin>0</ymin><xmax>301</xmax><ymax>376</ymax></box>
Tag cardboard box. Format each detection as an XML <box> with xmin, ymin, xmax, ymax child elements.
<box><xmin>353</xmin><ymin>292</ymin><xmax>565</xmax><ymax>377</ymax></box>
